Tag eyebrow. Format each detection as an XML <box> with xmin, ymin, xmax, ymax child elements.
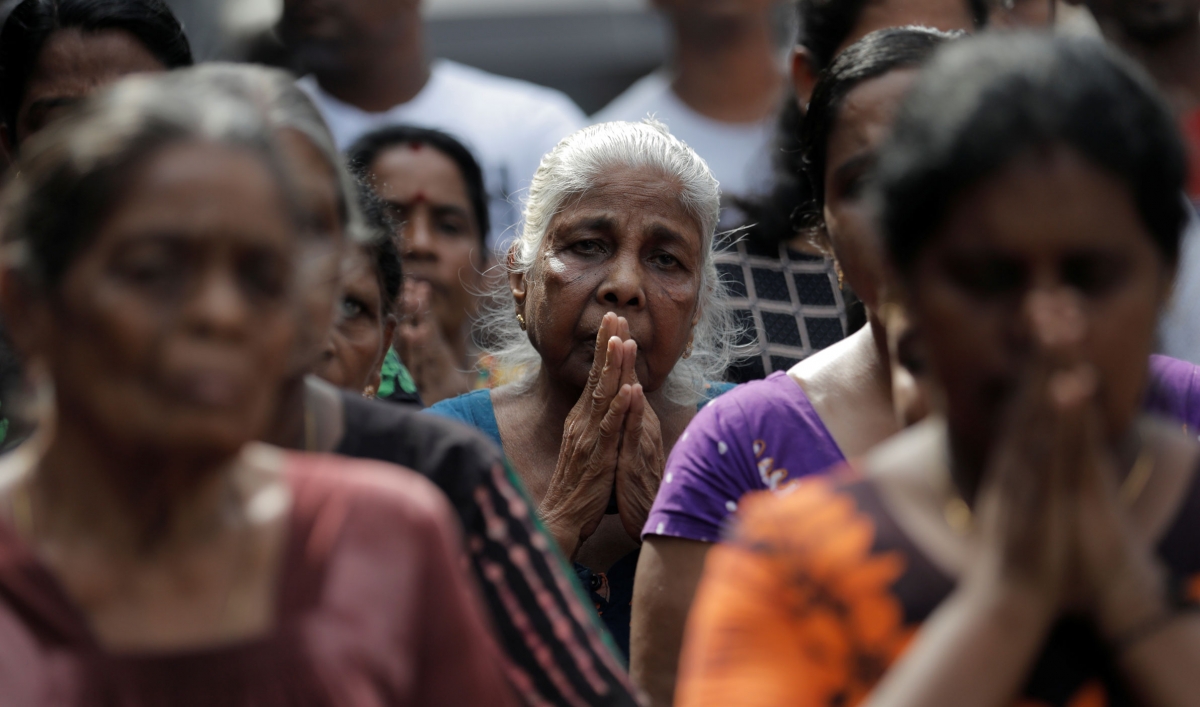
<box><xmin>647</xmin><ymin>222</ymin><xmax>687</xmax><ymax>246</ymax></box>
<box><xmin>830</xmin><ymin>151</ymin><xmax>876</xmax><ymax>185</ymax></box>
<box><xmin>25</xmin><ymin>96</ymin><xmax>81</xmax><ymax>118</ymax></box>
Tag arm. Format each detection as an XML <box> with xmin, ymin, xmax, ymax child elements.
<box><xmin>630</xmin><ymin>536</ymin><xmax>712</xmax><ymax>707</ymax></box>
<box><xmin>1118</xmin><ymin>611</ymin><xmax>1200</xmax><ymax>706</ymax></box>
<box><xmin>862</xmin><ymin>579</ymin><xmax>1054</xmax><ymax>707</ymax></box>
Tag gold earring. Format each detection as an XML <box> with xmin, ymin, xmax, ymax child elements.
<box><xmin>834</xmin><ymin>261</ymin><xmax>845</xmax><ymax>289</ymax></box>
<box><xmin>363</xmin><ymin>385</ymin><xmax>377</xmax><ymax>399</ymax></box>
<box><xmin>682</xmin><ymin>336</ymin><xmax>694</xmax><ymax>360</ymax></box>
<box><xmin>516</xmin><ymin>313</ymin><xmax>527</xmax><ymax>331</ymax></box>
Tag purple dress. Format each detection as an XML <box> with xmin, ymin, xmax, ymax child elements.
<box><xmin>645</xmin><ymin>354</ymin><xmax>1200</xmax><ymax>543</ymax></box>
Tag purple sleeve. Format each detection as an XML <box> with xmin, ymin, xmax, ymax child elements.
<box><xmin>643</xmin><ymin>396</ymin><xmax>768</xmax><ymax>543</ymax></box>
<box><xmin>1146</xmin><ymin>354</ymin><xmax>1200</xmax><ymax>434</ymax></box>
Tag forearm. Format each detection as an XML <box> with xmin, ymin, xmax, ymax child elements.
<box><xmin>1118</xmin><ymin>612</ymin><xmax>1200</xmax><ymax>706</ymax></box>
<box><xmin>864</xmin><ymin>580</ymin><xmax>1054</xmax><ymax>707</ymax></box>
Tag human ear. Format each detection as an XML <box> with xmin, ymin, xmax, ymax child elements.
<box><xmin>507</xmin><ymin>246</ymin><xmax>527</xmax><ymax>313</ymax></box>
<box><xmin>791</xmin><ymin>46</ymin><xmax>820</xmax><ymax>108</ymax></box>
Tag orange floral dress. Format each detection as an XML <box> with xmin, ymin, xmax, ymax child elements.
<box><xmin>676</xmin><ymin>467</ymin><xmax>1200</xmax><ymax>707</ymax></box>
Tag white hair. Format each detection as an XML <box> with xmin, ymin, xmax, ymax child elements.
<box><xmin>478</xmin><ymin>119</ymin><xmax>746</xmax><ymax>405</ymax></box>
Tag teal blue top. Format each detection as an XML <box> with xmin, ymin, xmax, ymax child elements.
<box><xmin>426</xmin><ymin>382</ymin><xmax>736</xmax><ymax>449</ymax></box>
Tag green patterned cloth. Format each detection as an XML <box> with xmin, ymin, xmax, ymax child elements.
<box><xmin>377</xmin><ymin>348</ymin><xmax>418</xmax><ymax>399</ymax></box>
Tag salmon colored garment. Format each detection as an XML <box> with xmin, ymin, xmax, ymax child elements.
<box><xmin>677</xmin><ymin>467</ymin><xmax>1200</xmax><ymax>707</ymax></box>
<box><xmin>0</xmin><ymin>453</ymin><xmax>515</xmax><ymax>707</ymax></box>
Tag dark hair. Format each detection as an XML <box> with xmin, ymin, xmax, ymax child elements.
<box><xmin>798</xmin><ymin>0</ymin><xmax>986</xmax><ymax>73</ymax></box>
<box><xmin>877</xmin><ymin>33</ymin><xmax>1187</xmax><ymax>273</ymax></box>
<box><xmin>346</xmin><ymin>125</ymin><xmax>490</xmax><ymax>252</ymax></box>
<box><xmin>736</xmin><ymin>0</ymin><xmax>987</xmax><ymax>250</ymax></box>
<box><xmin>357</xmin><ymin>182</ymin><xmax>403</xmax><ymax>316</ymax></box>
<box><xmin>800</xmin><ymin>27</ymin><xmax>958</xmax><ymax>225</ymax></box>
<box><xmin>0</xmin><ymin>0</ymin><xmax>193</xmax><ymax>139</ymax></box>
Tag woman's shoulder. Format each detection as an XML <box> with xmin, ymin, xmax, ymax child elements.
<box><xmin>1146</xmin><ymin>354</ymin><xmax>1200</xmax><ymax>434</ymax></box>
<box><xmin>730</xmin><ymin>467</ymin><xmax>872</xmax><ymax>546</ymax></box>
<box><xmin>284</xmin><ymin>452</ymin><xmax>458</xmax><ymax>545</ymax></box>
<box><xmin>424</xmin><ymin>389</ymin><xmax>502</xmax><ymax>446</ymax></box>
<box><xmin>676</xmin><ymin>371</ymin><xmax>843</xmax><ymax>480</ymax></box>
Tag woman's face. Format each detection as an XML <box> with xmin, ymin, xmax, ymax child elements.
<box><xmin>906</xmin><ymin>147</ymin><xmax>1173</xmax><ymax>462</ymax></box>
<box><xmin>9</xmin><ymin>141</ymin><xmax>298</xmax><ymax>458</ymax></box>
<box><xmin>822</xmin><ymin>68</ymin><xmax>918</xmax><ymax>312</ymax></box>
<box><xmin>275</xmin><ymin>129</ymin><xmax>345</xmax><ymax>376</ymax></box>
<box><xmin>514</xmin><ymin>165</ymin><xmax>705</xmax><ymax>392</ymax></box>
<box><xmin>10</xmin><ymin>28</ymin><xmax>166</xmax><ymax>146</ymax></box>
<box><xmin>369</xmin><ymin>144</ymin><xmax>484</xmax><ymax>340</ymax></box>
<box><xmin>315</xmin><ymin>245</ymin><xmax>395</xmax><ymax>392</ymax></box>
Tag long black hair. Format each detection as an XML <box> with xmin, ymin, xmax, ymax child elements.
<box><xmin>736</xmin><ymin>0</ymin><xmax>987</xmax><ymax>250</ymax></box>
<box><xmin>877</xmin><ymin>33</ymin><xmax>1186</xmax><ymax>273</ymax></box>
<box><xmin>0</xmin><ymin>0</ymin><xmax>193</xmax><ymax>140</ymax></box>
<box><xmin>346</xmin><ymin>125</ymin><xmax>490</xmax><ymax>254</ymax></box>
<box><xmin>799</xmin><ymin>26</ymin><xmax>959</xmax><ymax>239</ymax></box>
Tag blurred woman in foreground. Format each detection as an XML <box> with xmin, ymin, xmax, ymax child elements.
<box><xmin>679</xmin><ymin>33</ymin><xmax>1200</xmax><ymax>706</ymax></box>
<box><xmin>0</xmin><ymin>72</ymin><xmax>511</xmax><ymax>705</ymax></box>
<box><xmin>183</xmin><ymin>64</ymin><xmax>639</xmax><ymax>706</ymax></box>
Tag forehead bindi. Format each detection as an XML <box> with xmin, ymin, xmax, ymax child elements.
<box><xmin>370</xmin><ymin>145</ymin><xmax>471</xmax><ymax>208</ymax></box>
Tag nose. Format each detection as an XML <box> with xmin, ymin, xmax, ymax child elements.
<box><xmin>1023</xmin><ymin>286</ymin><xmax>1087</xmax><ymax>355</ymax></box>
<box><xmin>596</xmin><ymin>252</ymin><xmax>645</xmax><ymax>311</ymax></box>
<box><xmin>183</xmin><ymin>266</ymin><xmax>251</xmax><ymax>341</ymax></box>
<box><xmin>402</xmin><ymin>210</ymin><xmax>437</xmax><ymax>263</ymax></box>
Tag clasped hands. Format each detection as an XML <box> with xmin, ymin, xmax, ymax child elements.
<box><xmin>539</xmin><ymin>312</ymin><xmax>666</xmax><ymax>560</ymax></box>
<box><xmin>966</xmin><ymin>290</ymin><xmax>1169</xmax><ymax>645</ymax></box>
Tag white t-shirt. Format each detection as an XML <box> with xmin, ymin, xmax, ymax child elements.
<box><xmin>592</xmin><ymin>70</ymin><xmax>776</xmax><ymax>200</ymax></box>
<box><xmin>298</xmin><ymin>60</ymin><xmax>586</xmax><ymax>253</ymax></box>
<box><xmin>1160</xmin><ymin>202</ymin><xmax>1200</xmax><ymax>365</ymax></box>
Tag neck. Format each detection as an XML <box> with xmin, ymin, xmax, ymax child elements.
<box><xmin>31</xmin><ymin>413</ymin><xmax>241</xmax><ymax>557</ymax></box>
<box><xmin>313</xmin><ymin>24</ymin><xmax>430</xmax><ymax>113</ymax></box>
<box><xmin>1100</xmin><ymin>19</ymin><xmax>1200</xmax><ymax>111</ymax></box>
<box><xmin>669</xmin><ymin>11</ymin><xmax>784</xmax><ymax>124</ymax></box>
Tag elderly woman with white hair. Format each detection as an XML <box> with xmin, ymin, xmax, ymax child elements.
<box><xmin>428</xmin><ymin>120</ymin><xmax>741</xmax><ymax>655</ymax></box>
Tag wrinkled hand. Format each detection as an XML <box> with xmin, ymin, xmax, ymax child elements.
<box><xmin>396</xmin><ymin>280</ymin><xmax>471</xmax><ymax>405</ymax></box>
<box><xmin>540</xmin><ymin>313</ymin><xmax>637</xmax><ymax>559</ymax></box>
<box><xmin>615</xmin><ymin>364</ymin><xmax>666</xmax><ymax>543</ymax></box>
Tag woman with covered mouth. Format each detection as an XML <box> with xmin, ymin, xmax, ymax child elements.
<box><xmin>428</xmin><ymin>119</ymin><xmax>743</xmax><ymax>656</ymax></box>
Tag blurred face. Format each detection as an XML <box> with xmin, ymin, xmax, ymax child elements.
<box><xmin>847</xmin><ymin>0</ymin><xmax>976</xmax><ymax>46</ymax></box>
<box><xmin>369</xmin><ymin>144</ymin><xmax>484</xmax><ymax>340</ymax></box>
<box><xmin>653</xmin><ymin>0</ymin><xmax>777</xmax><ymax>20</ymax></box>
<box><xmin>822</xmin><ymin>68</ymin><xmax>918</xmax><ymax>312</ymax></box>
<box><xmin>1088</xmin><ymin>0</ymin><xmax>1200</xmax><ymax>40</ymax></box>
<box><xmin>315</xmin><ymin>245</ymin><xmax>395</xmax><ymax>392</ymax></box>
<box><xmin>11</xmin><ymin>28</ymin><xmax>165</xmax><ymax>147</ymax></box>
<box><xmin>906</xmin><ymin>147</ymin><xmax>1173</xmax><ymax>464</ymax></box>
<box><xmin>9</xmin><ymin>142</ymin><xmax>298</xmax><ymax>458</ymax></box>
<box><xmin>278</xmin><ymin>0</ymin><xmax>416</xmax><ymax>72</ymax></box>
<box><xmin>513</xmin><ymin>166</ymin><xmax>704</xmax><ymax>393</ymax></box>
<box><xmin>988</xmin><ymin>0</ymin><xmax>1055</xmax><ymax>28</ymax></box>
<box><xmin>275</xmin><ymin>129</ymin><xmax>345</xmax><ymax>376</ymax></box>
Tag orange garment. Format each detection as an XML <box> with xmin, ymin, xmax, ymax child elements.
<box><xmin>677</xmin><ymin>470</ymin><xmax>1200</xmax><ymax>707</ymax></box>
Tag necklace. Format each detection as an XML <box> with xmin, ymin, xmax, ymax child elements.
<box><xmin>942</xmin><ymin>446</ymin><xmax>1156</xmax><ymax>535</ymax></box>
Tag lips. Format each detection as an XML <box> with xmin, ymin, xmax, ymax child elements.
<box><xmin>164</xmin><ymin>368</ymin><xmax>251</xmax><ymax>410</ymax></box>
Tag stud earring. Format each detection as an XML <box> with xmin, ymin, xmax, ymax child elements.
<box><xmin>363</xmin><ymin>385</ymin><xmax>377</xmax><ymax>399</ymax></box>
<box><xmin>517</xmin><ymin>313</ymin><xmax>527</xmax><ymax>331</ymax></box>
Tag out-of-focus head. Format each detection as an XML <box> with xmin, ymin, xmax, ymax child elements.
<box><xmin>0</xmin><ymin>0</ymin><xmax>192</xmax><ymax>150</ymax></box>
<box><xmin>484</xmin><ymin>120</ymin><xmax>742</xmax><ymax>404</ymax></box>
<box><xmin>877</xmin><ymin>33</ymin><xmax>1185</xmax><ymax>461</ymax></box>
<box><xmin>652</xmin><ymin>0</ymin><xmax>779</xmax><ymax>24</ymax></box>
<box><xmin>800</xmin><ymin>26</ymin><xmax>957</xmax><ymax>312</ymax></box>
<box><xmin>0</xmin><ymin>72</ymin><xmax>304</xmax><ymax>460</ymax></box>
<box><xmin>348</xmin><ymin>125</ymin><xmax>488</xmax><ymax>342</ymax></box>
<box><xmin>278</xmin><ymin>0</ymin><xmax>419</xmax><ymax>75</ymax></box>
<box><xmin>315</xmin><ymin>188</ymin><xmax>402</xmax><ymax>393</ymax></box>
<box><xmin>791</xmin><ymin>0</ymin><xmax>984</xmax><ymax>102</ymax></box>
<box><xmin>1084</xmin><ymin>0</ymin><xmax>1200</xmax><ymax>43</ymax></box>
<box><xmin>168</xmin><ymin>63</ymin><xmax>367</xmax><ymax>378</ymax></box>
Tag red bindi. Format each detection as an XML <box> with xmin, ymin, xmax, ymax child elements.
<box><xmin>408</xmin><ymin>141</ymin><xmax>423</xmax><ymax>152</ymax></box>
<box><xmin>412</xmin><ymin>191</ymin><xmax>427</xmax><ymax>203</ymax></box>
